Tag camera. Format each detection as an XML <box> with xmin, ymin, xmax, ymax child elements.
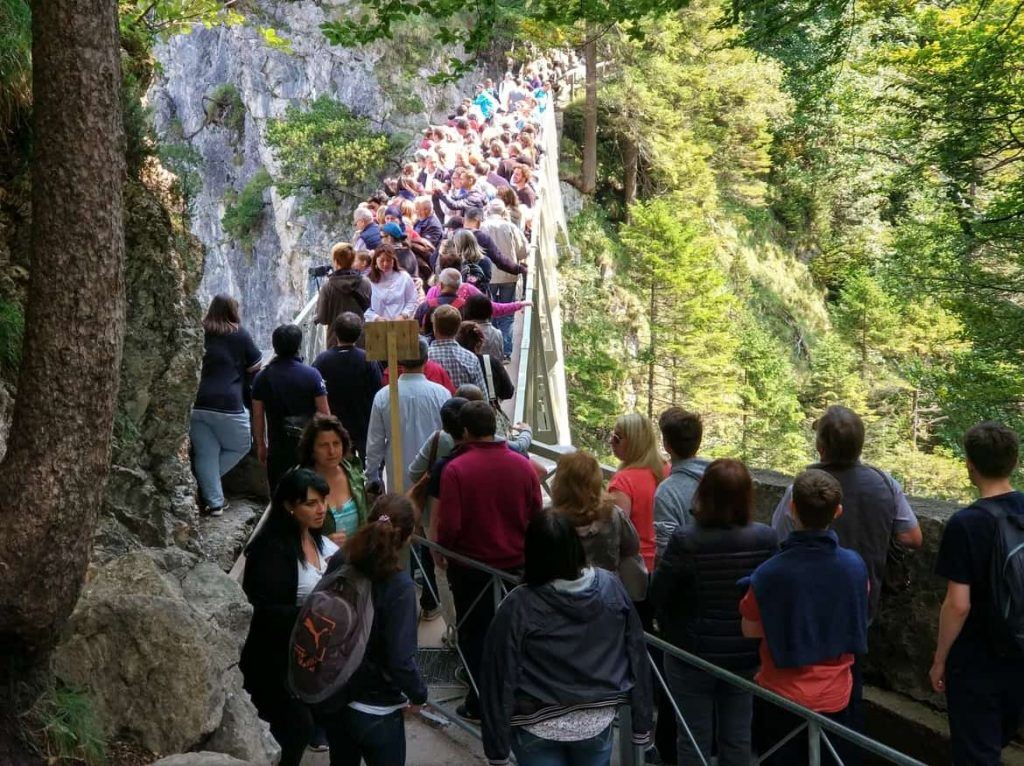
<box><xmin>308</xmin><ymin>265</ymin><xmax>332</xmax><ymax>278</ymax></box>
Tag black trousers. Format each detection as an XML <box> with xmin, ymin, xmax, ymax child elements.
<box><xmin>415</xmin><ymin>542</ymin><xmax>439</xmax><ymax>611</ymax></box>
<box><xmin>635</xmin><ymin>598</ymin><xmax>678</xmax><ymax>764</ymax></box>
<box><xmin>946</xmin><ymin>650</ymin><xmax>1024</xmax><ymax>765</ymax></box>
<box><xmin>447</xmin><ymin>562</ymin><xmax>506</xmax><ymax>714</ymax></box>
<box><xmin>756</xmin><ymin>700</ymin><xmax>849</xmax><ymax>766</ymax></box>
<box><xmin>249</xmin><ymin>682</ymin><xmax>313</xmax><ymax>766</ymax></box>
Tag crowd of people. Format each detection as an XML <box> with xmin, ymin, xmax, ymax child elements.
<box><xmin>185</xmin><ymin>57</ymin><xmax>1024</xmax><ymax>766</ymax></box>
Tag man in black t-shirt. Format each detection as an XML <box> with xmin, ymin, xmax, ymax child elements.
<box><xmin>312</xmin><ymin>313</ymin><xmax>381</xmax><ymax>464</ymax></box>
<box><xmin>932</xmin><ymin>421</ymin><xmax>1024</xmax><ymax>765</ymax></box>
<box><xmin>251</xmin><ymin>324</ymin><xmax>329</xmax><ymax>493</ymax></box>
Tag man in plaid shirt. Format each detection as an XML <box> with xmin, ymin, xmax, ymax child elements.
<box><xmin>429</xmin><ymin>305</ymin><xmax>487</xmax><ymax>390</ymax></box>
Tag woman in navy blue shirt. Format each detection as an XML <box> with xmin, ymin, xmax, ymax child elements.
<box><xmin>191</xmin><ymin>294</ymin><xmax>262</xmax><ymax>515</ymax></box>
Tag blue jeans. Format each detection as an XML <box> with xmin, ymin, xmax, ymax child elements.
<box><xmin>489</xmin><ymin>282</ymin><xmax>517</xmax><ymax>357</ymax></box>
<box><xmin>512</xmin><ymin>724</ymin><xmax>614</xmax><ymax>766</ymax></box>
<box><xmin>190</xmin><ymin>408</ymin><xmax>251</xmax><ymax>508</ymax></box>
<box><xmin>323</xmin><ymin>707</ymin><xmax>405</xmax><ymax>766</ymax></box>
<box><xmin>664</xmin><ymin>655</ymin><xmax>753</xmax><ymax>766</ymax></box>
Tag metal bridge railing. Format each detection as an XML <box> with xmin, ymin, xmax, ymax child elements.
<box><xmin>408</xmin><ymin>531</ymin><xmax>925</xmax><ymax>766</ymax></box>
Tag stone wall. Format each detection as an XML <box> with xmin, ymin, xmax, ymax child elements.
<box><xmin>749</xmin><ymin>467</ymin><xmax>957</xmax><ymax>708</ymax></box>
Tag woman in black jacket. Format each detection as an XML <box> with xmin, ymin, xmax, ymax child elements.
<box><xmin>240</xmin><ymin>468</ymin><xmax>338</xmax><ymax>766</ymax></box>
<box><xmin>480</xmin><ymin>510</ymin><xmax>652</xmax><ymax>766</ymax></box>
<box><xmin>649</xmin><ymin>458</ymin><xmax>778</xmax><ymax>766</ymax></box>
<box><xmin>317</xmin><ymin>494</ymin><xmax>428</xmax><ymax>766</ymax></box>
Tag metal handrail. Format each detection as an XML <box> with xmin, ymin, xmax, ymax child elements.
<box><xmin>408</xmin><ymin>532</ymin><xmax>925</xmax><ymax>766</ymax></box>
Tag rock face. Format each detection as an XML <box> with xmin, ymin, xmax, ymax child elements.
<box><xmin>95</xmin><ymin>179</ymin><xmax>206</xmax><ymax>561</ymax></box>
<box><xmin>52</xmin><ymin>548</ymin><xmax>279</xmax><ymax>765</ymax></box>
<box><xmin>149</xmin><ymin>3</ymin><xmax>473</xmax><ymax>347</ymax></box>
<box><xmin>151</xmin><ymin>754</ymin><xmax>250</xmax><ymax>766</ymax></box>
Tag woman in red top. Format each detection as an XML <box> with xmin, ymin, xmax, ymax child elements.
<box><xmin>607</xmin><ymin>413</ymin><xmax>665</xmax><ymax>574</ymax></box>
<box><xmin>608</xmin><ymin>412</ymin><xmax>671</xmax><ymax>762</ymax></box>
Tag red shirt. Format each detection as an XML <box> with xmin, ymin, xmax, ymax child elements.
<box><xmin>739</xmin><ymin>588</ymin><xmax>853</xmax><ymax>713</ymax></box>
<box><xmin>381</xmin><ymin>360</ymin><xmax>455</xmax><ymax>393</ymax></box>
<box><xmin>609</xmin><ymin>466</ymin><xmax>662</xmax><ymax>570</ymax></box>
<box><xmin>437</xmin><ymin>441</ymin><xmax>543</xmax><ymax>569</ymax></box>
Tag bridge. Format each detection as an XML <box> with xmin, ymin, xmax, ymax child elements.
<box><xmin>238</xmin><ymin>66</ymin><xmax>994</xmax><ymax>766</ymax></box>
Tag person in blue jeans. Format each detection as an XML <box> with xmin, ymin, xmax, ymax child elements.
<box><xmin>316</xmin><ymin>494</ymin><xmax>428</xmax><ymax>765</ymax></box>
<box><xmin>488</xmin><ymin>282</ymin><xmax>518</xmax><ymax>358</ymax></box>
<box><xmin>480</xmin><ymin>510</ymin><xmax>652</xmax><ymax>766</ymax></box>
<box><xmin>190</xmin><ymin>294</ymin><xmax>263</xmax><ymax>515</ymax></box>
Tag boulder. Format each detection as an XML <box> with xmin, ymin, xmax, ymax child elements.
<box><xmin>52</xmin><ymin>548</ymin><xmax>277</xmax><ymax>764</ymax></box>
<box><xmin>150</xmin><ymin>754</ymin><xmax>250</xmax><ymax>766</ymax></box>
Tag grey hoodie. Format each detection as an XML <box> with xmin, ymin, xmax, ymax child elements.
<box><xmin>653</xmin><ymin>457</ymin><xmax>710</xmax><ymax>555</ymax></box>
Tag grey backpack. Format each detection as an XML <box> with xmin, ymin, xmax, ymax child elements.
<box><xmin>288</xmin><ymin>563</ymin><xmax>375</xmax><ymax>703</ymax></box>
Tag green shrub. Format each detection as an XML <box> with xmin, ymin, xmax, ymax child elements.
<box><xmin>266</xmin><ymin>96</ymin><xmax>397</xmax><ymax>214</ymax></box>
<box><xmin>0</xmin><ymin>299</ymin><xmax>24</xmax><ymax>372</ymax></box>
<box><xmin>205</xmin><ymin>83</ymin><xmax>246</xmax><ymax>136</ymax></box>
<box><xmin>0</xmin><ymin>0</ymin><xmax>31</xmax><ymax>138</ymax></box>
<box><xmin>23</xmin><ymin>685</ymin><xmax>107</xmax><ymax>766</ymax></box>
<box><xmin>222</xmin><ymin>168</ymin><xmax>272</xmax><ymax>250</ymax></box>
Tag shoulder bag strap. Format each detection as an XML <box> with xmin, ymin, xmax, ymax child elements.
<box><xmin>482</xmin><ymin>354</ymin><xmax>497</xmax><ymax>403</ymax></box>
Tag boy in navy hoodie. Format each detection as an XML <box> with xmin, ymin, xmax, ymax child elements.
<box><xmin>741</xmin><ymin>468</ymin><xmax>869</xmax><ymax>765</ymax></box>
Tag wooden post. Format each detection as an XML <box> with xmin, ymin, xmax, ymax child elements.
<box><xmin>364</xmin><ymin>320</ymin><xmax>420</xmax><ymax>494</ymax></box>
<box><xmin>387</xmin><ymin>330</ymin><xmax>403</xmax><ymax>493</ymax></box>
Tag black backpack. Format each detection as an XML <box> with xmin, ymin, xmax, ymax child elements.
<box><xmin>462</xmin><ymin>261</ymin><xmax>488</xmax><ymax>291</ymax></box>
<box><xmin>979</xmin><ymin>498</ymin><xmax>1024</xmax><ymax>656</ymax></box>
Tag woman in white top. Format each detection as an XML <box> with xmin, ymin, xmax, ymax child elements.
<box><xmin>364</xmin><ymin>244</ymin><xmax>419</xmax><ymax>322</ymax></box>
<box><xmin>240</xmin><ymin>468</ymin><xmax>339</xmax><ymax>766</ymax></box>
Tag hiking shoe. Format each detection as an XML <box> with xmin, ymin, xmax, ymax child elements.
<box><xmin>307</xmin><ymin>743</ymin><xmax>329</xmax><ymax>753</ymax></box>
<box><xmin>206</xmin><ymin>504</ymin><xmax>227</xmax><ymax>517</ymax></box>
<box><xmin>456</xmin><ymin>703</ymin><xmax>480</xmax><ymax>724</ymax></box>
<box><xmin>420</xmin><ymin>607</ymin><xmax>442</xmax><ymax>622</ymax></box>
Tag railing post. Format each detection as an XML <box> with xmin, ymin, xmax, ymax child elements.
<box><xmin>808</xmin><ymin>720</ymin><xmax>821</xmax><ymax>766</ymax></box>
<box><xmin>492</xmin><ymin>574</ymin><xmax>503</xmax><ymax>611</ymax></box>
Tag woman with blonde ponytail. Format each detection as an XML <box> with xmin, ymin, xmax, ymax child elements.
<box><xmin>608</xmin><ymin>413</ymin><xmax>667</xmax><ymax>574</ymax></box>
<box><xmin>316</xmin><ymin>494</ymin><xmax>427</xmax><ymax>765</ymax></box>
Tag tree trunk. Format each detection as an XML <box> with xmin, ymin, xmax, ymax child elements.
<box><xmin>0</xmin><ymin>0</ymin><xmax>125</xmax><ymax>662</ymax></box>
<box><xmin>622</xmin><ymin>135</ymin><xmax>638</xmax><ymax>207</ymax></box>
<box><xmin>647</xmin><ymin>276</ymin><xmax>656</xmax><ymax>420</ymax></box>
<box><xmin>581</xmin><ymin>26</ymin><xmax>598</xmax><ymax>195</ymax></box>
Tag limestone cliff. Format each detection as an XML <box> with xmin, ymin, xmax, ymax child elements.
<box><xmin>148</xmin><ymin>2</ymin><xmax>473</xmax><ymax>346</ymax></box>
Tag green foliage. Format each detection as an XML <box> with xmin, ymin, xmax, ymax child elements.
<box><xmin>265</xmin><ymin>96</ymin><xmax>397</xmax><ymax>214</ymax></box>
<box><xmin>0</xmin><ymin>0</ymin><xmax>31</xmax><ymax>138</ymax></box>
<box><xmin>23</xmin><ymin>685</ymin><xmax>107</xmax><ymax>766</ymax></box>
<box><xmin>563</xmin><ymin>208</ymin><xmax>634</xmax><ymax>454</ymax></box>
<box><xmin>222</xmin><ymin>168</ymin><xmax>272</xmax><ymax>250</ymax></box>
<box><xmin>0</xmin><ymin>299</ymin><xmax>24</xmax><ymax>372</ymax></box>
<box><xmin>120</xmin><ymin>0</ymin><xmax>243</xmax><ymax>58</ymax></box>
<box><xmin>205</xmin><ymin>83</ymin><xmax>246</xmax><ymax>137</ymax></box>
<box><xmin>259</xmin><ymin>26</ymin><xmax>293</xmax><ymax>54</ymax></box>
<box><xmin>736</xmin><ymin>318</ymin><xmax>808</xmax><ymax>471</ymax></box>
<box><xmin>620</xmin><ymin>197</ymin><xmax>742</xmax><ymax>426</ymax></box>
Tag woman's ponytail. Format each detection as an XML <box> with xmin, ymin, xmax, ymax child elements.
<box><xmin>345</xmin><ymin>494</ymin><xmax>415</xmax><ymax>581</ymax></box>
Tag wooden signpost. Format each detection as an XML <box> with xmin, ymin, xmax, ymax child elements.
<box><xmin>364</xmin><ymin>319</ymin><xmax>421</xmax><ymax>493</ymax></box>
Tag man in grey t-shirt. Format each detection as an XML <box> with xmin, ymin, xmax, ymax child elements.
<box><xmin>654</xmin><ymin>408</ymin><xmax>710</xmax><ymax>556</ymax></box>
